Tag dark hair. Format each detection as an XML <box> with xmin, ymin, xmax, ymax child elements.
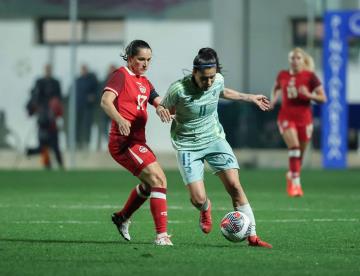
<box><xmin>121</xmin><ymin>40</ymin><xmax>151</xmax><ymax>61</ymax></box>
<box><xmin>193</xmin><ymin>47</ymin><xmax>222</xmax><ymax>73</ymax></box>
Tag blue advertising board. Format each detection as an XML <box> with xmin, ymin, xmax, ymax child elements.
<box><xmin>322</xmin><ymin>10</ymin><xmax>360</xmax><ymax>169</ymax></box>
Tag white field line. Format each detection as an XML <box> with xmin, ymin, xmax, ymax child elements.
<box><xmin>0</xmin><ymin>203</ymin><xmax>359</xmax><ymax>213</ymax></box>
<box><xmin>4</xmin><ymin>218</ymin><xmax>359</xmax><ymax>224</ymax></box>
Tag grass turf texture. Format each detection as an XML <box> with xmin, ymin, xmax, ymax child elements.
<box><xmin>0</xmin><ymin>169</ymin><xmax>359</xmax><ymax>276</ymax></box>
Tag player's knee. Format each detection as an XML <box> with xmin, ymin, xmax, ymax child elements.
<box><xmin>149</xmin><ymin>172</ymin><xmax>167</xmax><ymax>188</ymax></box>
<box><xmin>140</xmin><ymin>182</ymin><xmax>151</xmax><ymax>194</ymax></box>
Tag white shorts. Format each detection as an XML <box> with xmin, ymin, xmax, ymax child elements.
<box><xmin>176</xmin><ymin>139</ymin><xmax>239</xmax><ymax>185</ymax></box>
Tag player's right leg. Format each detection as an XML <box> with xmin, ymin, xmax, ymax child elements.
<box><xmin>111</xmin><ymin>182</ymin><xmax>151</xmax><ymax>241</ymax></box>
<box><xmin>187</xmin><ymin>181</ymin><xmax>212</xmax><ymax>234</ymax></box>
<box><xmin>176</xmin><ymin>150</ymin><xmax>211</xmax><ymax>234</ymax></box>
<box><xmin>109</xmin><ymin>142</ymin><xmax>159</xmax><ymax>242</ymax></box>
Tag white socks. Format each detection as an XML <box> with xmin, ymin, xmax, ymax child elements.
<box><xmin>236</xmin><ymin>203</ymin><xmax>256</xmax><ymax>236</ymax></box>
<box><xmin>292</xmin><ymin>177</ymin><xmax>301</xmax><ymax>186</ymax></box>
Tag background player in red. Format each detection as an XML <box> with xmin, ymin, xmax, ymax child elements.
<box><xmin>100</xmin><ymin>40</ymin><xmax>173</xmax><ymax>245</ymax></box>
<box><xmin>270</xmin><ymin>47</ymin><xmax>327</xmax><ymax>197</ymax></box>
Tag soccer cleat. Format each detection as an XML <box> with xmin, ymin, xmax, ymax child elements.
<box><xmin>288</xmin><ymin>184</ymin><xmax>299</xmax><ymax>197</ymax></box>
<box><xmin>199</xmin><ymin>200</ymin><xmax>212</xmax><ymax>234</ymax></box>
<box><xmin>248</xmin><ymin>235</ymin><xmax>272</xmax><ymax>248</ymax></box>
<box><xmin>154</xmin><ymin>234</ymin><xmax>173</xmax><ymax>246</ymax></box>
<box><xmin>111</xmin><ymin>213</ymin><xmax>131</xmax><ymax>241</ymax></box>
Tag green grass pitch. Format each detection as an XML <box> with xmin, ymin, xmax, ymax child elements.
<box><xmin>0</xmin><ymin>169</ymin><xmax>359</xmax><ymax>275</ymax></box>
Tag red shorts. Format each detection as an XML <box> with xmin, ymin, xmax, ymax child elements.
<box><xmin>277</xmin><ymin>119</ymin><xmax>313</xmax><ymax>142</ymax></box>
<box><xmin>108</xmin><ymin>137</ymin><xmax>157</xmax><ymax>176</ymax></box>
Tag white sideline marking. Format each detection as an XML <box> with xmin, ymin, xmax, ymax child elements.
<box><xmin>5</xmin><ymin>218</ymin><xmax>359</xmax><ymax>224</ymax></box>
<box><xmin>257</xmin><ymin>218</ymin><xmax>359</xmax><ymax>223</ymax></box>
<box><xmin>0</xmin><ymin>203</ymin><xmax>359</xmax><ymax>213</ymax></box>
<box><xmin>6</xmin><ymin>220</ymin><xmax>193</xmax><ymax>225</ymax></box>
<box><xmin>10</xmin><ymin>220</ymin><xmax>102</xmax><ymax>224</ymax></box>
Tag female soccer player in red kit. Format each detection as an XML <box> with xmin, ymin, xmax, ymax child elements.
<box><xmin>100</xmin><ymin>40</ymin><xmax>173</xmax><ymax>245</ymax></box>
<box><xmin>270</xmin><ymin>47</ymin><xmax>327</xmax><ymax>197</ymax></box>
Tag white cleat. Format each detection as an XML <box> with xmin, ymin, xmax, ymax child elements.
<box><xmin>154</xmin><ymin>234</ymin><xmax>173</xmax><ymax>246</ymax></box>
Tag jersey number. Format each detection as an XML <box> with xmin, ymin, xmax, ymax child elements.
<box><xmin>287</xmin><ymin>78</ymin><xmax>298</xmax><ymax>99</ymax></box>
<box><xmin>287</xmin><ymin>87</ymin><xmax>298</xmax><ymax>99</ymax></box>
<box><xmin>137</xmin><ymin>95</ymin><xmax>147</xmax><ymax>110</ymax></box>
<box><xmin>199</xmin><ymin>105</ymin><xmax>207</xmax><ymax>117</ymax></box>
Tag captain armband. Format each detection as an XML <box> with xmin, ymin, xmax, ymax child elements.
<box><xmin>148</xmin><ymin>89</ymin><xmax>160</xmax><ymax>105</ymax></box>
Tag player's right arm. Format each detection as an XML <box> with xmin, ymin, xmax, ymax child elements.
<box><xmin>156</xmin><ymin>104</ymin><xmax>173</xmax><ymax>123</ymax></box>
<box><xmin>270</xmin><ymin>72</ymin><xmax>282</xmax><ymax>109</ymax></box>
<box><xmin>100</xmin><ymin>91</ymin><xmax>131</xmax><ymax>136</ymax></box>
<box><xmin>270</xmin><ymin>85</ymin><xmax>281</xmax><ymax>108</ymax></box>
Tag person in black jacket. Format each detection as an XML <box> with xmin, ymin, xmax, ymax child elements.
<box><xmin>26</xmin><ymin>64</ymin><xmax>64</xmax><ymax>169</ymax></box>
<box><xmin>76</xmin><ymin>64</ymin><xmax>99</xmax><ymax>150</ymax></box>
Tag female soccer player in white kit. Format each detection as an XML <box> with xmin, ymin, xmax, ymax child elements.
<box><xmin>156</xmin><ymin>48</ymin><xmax>272</xmax><ymax>248</ymax></box>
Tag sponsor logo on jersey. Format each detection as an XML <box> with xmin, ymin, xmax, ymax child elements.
<box><xmin>226</xmin><ymin>157</ymin><xmax>234</xmax><ymax>165</ymax></box>
<box><xmin>136</xmin><ymin>82</ymin><xmax>146</xmax><ymax>94</ymax></box>
<box><xmin>139</xmin><ymin>146</ymin><xmax>148</xmax><ymax>153</ymax></box>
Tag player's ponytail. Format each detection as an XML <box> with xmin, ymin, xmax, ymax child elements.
<box><xmin>193</xmin><ymin>47</ymin><xmax>222</xmax><ymax>73</ymax></box>
<box><xmin>303</xmin><ymin>52</ymin><xmax>315</xmax><ymax>72</ymax></box>
<box><xmin>121</xmin><ymin>40</ymin><xmax>151</xmax><ymax>61</ymax></box>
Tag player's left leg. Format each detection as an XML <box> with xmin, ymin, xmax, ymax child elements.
<box><xmin>206</xmin><ymin>139</ymin><xmax>271</xmax><ymax>248</ymax></box>
<box><xmin>217</xmin><ymin>169</ymin><xmax>272</xmax><ymax>248</ymax></box>
<box><xmin>139</xmin><ymin>162</ymin><xmax>172</xmax><ymax>246</ymax></box>
<box><xmin>109</xmin><ymin>142</ymin><xmax>171</xmax><ymax>244</ymax></box>
<box><xmin>41</xmin><ymin>146</ymin><xmax>51</xmax><ymax>169</ymax></box>
<box><xmin>296</xmin><ymin>123</ymin><xmax>313</xmax><ymax>196</ymax></box>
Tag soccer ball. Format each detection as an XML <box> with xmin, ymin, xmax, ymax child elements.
<box><xmin>220</xmin><ymin>211</ymin><xmax>251</xmax><ymax>242</ymax></box>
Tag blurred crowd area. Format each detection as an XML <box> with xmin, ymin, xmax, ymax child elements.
<box><xmin>1</xmin><ymin>98</ymin><xmax>359</xmax><ymax>152</ymax></box>
<box><xmin>0</xmin><ymin>64</ymin><xmax>114</xmax><ymax>152</ymax></box>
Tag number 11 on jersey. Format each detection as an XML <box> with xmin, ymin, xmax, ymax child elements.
<box><xmin>199</xmin><ymin>105</ymin><xmax>206</xmax><ymax>117</ymax></box>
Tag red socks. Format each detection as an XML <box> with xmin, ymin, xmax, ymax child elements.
<box><xmin>150</xmin><ymin>187</ymin><xmax>168</xmax><ymax>234</ymax></box>
<box><xmin>116</xmin><ymin>184</ymin><xmax>150</xmax><ymax>219</ymax></box>
<box><xmin>116</xmin><ymin>185</ymin><xmax>168</xmax><ymax>235</ymax></box>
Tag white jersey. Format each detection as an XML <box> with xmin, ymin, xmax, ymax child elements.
<box><xmin>161</xmin><ymin>73</ymin><xmax>226</xmax><ymax>150</ymax></box>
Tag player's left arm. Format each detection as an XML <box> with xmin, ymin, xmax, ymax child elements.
<box><xmin>157</xmin><ymin>83</ymin><xmax>180</xmax><ymax>123</ymax></box>
<box><xmin>148</xmin><ymin>90</ymin><xmax>172</xmax><ymax>123</ymax></box>
<box><xmin>299</xmin><ymin>85</ymin><xmax>327</xmax><ymax>104</ymax></box>
<box><xmin>221</xmin><ymin>87</ymin><xmax>270</xmax><ymax>111</ymax></box>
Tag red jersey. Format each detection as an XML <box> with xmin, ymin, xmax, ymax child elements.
<box><xmin>275</xmin><ymin>70</ymin><xmax>321</xmax><ymax>124</ymax></box>
<box><xmin>104</xmin><ymin>66</ymin><xmax>155</xmax><ymax>143</ymax></box>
